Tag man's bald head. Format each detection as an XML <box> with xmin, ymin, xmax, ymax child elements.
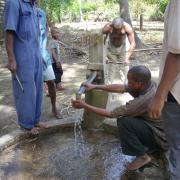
<box><xmin>112</xmin><ymin>17</ymin><xmax>124</xmax><ymax>29</ymax></box>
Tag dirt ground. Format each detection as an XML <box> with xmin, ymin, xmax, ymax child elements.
<box><xmin>0</xmin><ymin>22</ymin><xmax>163</xmax><ymax>137</ymax></box>
<box><xmin>0</xmin><ymin>56</ymin><xmax>87</xmax><ymax>137</ymax></box>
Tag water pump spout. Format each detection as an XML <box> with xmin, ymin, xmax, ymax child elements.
<box><xmin>76</xmin><ymin>71</ymin><xmax>97</xmax><ymax>100</ymax></box>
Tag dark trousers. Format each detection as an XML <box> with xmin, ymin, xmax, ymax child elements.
<box><xmin>117</xmin><ymin>116</ymin><xmax>158</xmax><ymax>157</ymax></box>
<box><xmin>52</xmin><ymin>63</ymin><xmax>63</xmax><ymax>84</ymax></box>
<box><xmin>163</xmin><ymin>101</ymin><xmax>180</xmax><ymax>180</ymax></box>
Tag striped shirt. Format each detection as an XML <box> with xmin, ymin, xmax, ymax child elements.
<box><xmin>111</xmin><ymin>82</ymin><xmax>168</xmax><ymax>151</ymax></box>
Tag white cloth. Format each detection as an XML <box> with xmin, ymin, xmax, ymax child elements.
<box><xmin>160</xmin><ymin>0</ymin><xmax>180</xmax><ymax>104</ymax></box>
<box><xmin>43</xmin><ymin>65</ymin><xmax>55</xmax><ymax>81</ymax></box>
<box><xmin>161</xmin><ymin>1</ymin><xmax>180</xmax><ymax>180</ymax></box>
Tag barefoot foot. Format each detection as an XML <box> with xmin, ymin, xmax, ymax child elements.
<box><xmin>52</xmin><ymin>110</ymin><xmax>63</xmax><ymax>119</ymax></box>
<box><xmin>21</xmin><ymin>127</ymin><xmax>40</xmax><ymax>135</ymax></box>
<box><xmin>56</xmin><ymin>87</ymin><xmax>65</xmax><ymax>91</ymax></box>
<box><xmin>126</xmin><ymin>153</ymin><xmax>151</xmax><ymax>171</ymax></box>
<box><xmin>35</xmin><ymin>122</ymin><xmax>48</xmax><ymax>128</ymax></box>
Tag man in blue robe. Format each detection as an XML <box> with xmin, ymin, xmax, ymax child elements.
<box><xmin>4</xmin><ymin>0</ymin><xmax>46</xmax><ymax>134</ymax></box>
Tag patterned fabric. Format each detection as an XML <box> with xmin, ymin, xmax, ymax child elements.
<box><xmin>111</xmin><ymin>82</ymin><xmax>168</xmax><ymax>150</ymax></box>
<box><xmin>111</xmin><ymin>82</ymin><xmax>157</xmax><ymax>117</ymax></box>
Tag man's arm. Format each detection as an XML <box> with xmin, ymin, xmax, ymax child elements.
<box><xmin>148</xmin><ymin>0</ymin><xmax>180</xmax><ymax>119</ymax></box>
<box><xmin>50</xmin><ymin>40</ymin><xmax>62</xmax><ymax>68</ymax></box>
<box><xmin>111</xmin><ymin>90</ymin><xmax>153</xmax><ymax>118</ymax></box>
<box><xmin>102</xmin><ymin>22</ymin><xmax>113</xmax><ymax>34</ymax></box>
<box><xmin>148</xmin><ymin>52</ymin><xmax>180</xmax><ymax>119</ymax></box>
<box><xmin>5</xmin><ymin>31</ymin><xmax>16</xmax><ymax>74</ymax></box>
<box><xmin>72</xmin><ymin>100</ymin><xmax>112</xmax><ymax>118</ymax></box>
<box><xmin>124</xmin><ymin>22</ymin><xmax>136</xmax><ymax>63</ymax></box>
<box><xmin>72</xmin><ymin>89</ymin><xmax>152</xmax><ymax>119</ymax></box>
<box><xmin>4</xmin><ymin>0</ymin><xmax>19</xmax><ymax>74</ymax></box>
<box><xmin>51</xmin><ymin>48</ymin><xmax>57</xmax><ymax>62</ymax></box>
<box><xmin>51</xmin><ymin>48</ymin><xmax>62</xmax><ymax>69</ymax></box>
<box><xmin>83</xmin><ymin>83</ymin><xmax>126</xmax><ymax>93</ymax></box>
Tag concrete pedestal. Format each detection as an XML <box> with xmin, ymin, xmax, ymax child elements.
<box><xmin>83</xmin><ymin>89</ymin><xmax>108</xmax><ymax>129</ymax></box>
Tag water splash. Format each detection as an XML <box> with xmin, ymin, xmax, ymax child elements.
<box><xmin>74</xmin><ymin>108</ymin><xmax>85</xmax><ymax>157</ymax></box>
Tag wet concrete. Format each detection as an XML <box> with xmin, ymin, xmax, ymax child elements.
<box><xmin>0</xmin><ymin>118</ymin><xmax>75</xmax><ymax>152</ymax></box>
<box><xmin>0</xmin><ymin>130</ymin><xmax>135</xmax><ymax>180</ymax></box>
<box><xmin>0</xmin><ymin>26</ymin><xmax>167</xmax><ymax>179</ymax></box>
<box><xmin>103</xmin><ymin>119</ymin><xmax>168</xmax><ymax>180</ymax></box>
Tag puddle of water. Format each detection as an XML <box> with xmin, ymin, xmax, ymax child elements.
<box><xmin>0</xmin><ymin>129</ymin><xmax>133</xmax><ymax>180</ymax></box>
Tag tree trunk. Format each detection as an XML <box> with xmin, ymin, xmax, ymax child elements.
<box><xmin>79</xmin><ymin>0</ymin><xmax>84</xmax><ymax>22</ymax></box>
<box><xmin>119</xmin><ymin>0</ymin><xmax>146</xmax><ymax>48</ymax></box>
<box><xmin>0</xmin><ymin>0</ymin><xmax>5</xmax><ymax>40</ymax></box>
<box><xmin>140</xmin><ymin>14</ymin><xmax>143</xmax><ymax>31</ymax></box>
<box><xmin>58</xmin><ymin>9</ymin><xmax>62</xmax><ymax>23</ymax></box>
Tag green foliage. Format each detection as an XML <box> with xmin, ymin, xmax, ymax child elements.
<box><xmin>41</xmin><ymin>0</ymin><xmax>168</xmax><ymax>23</ymax></box>
<box><xmin>158</xmin><ymin>0</ymin><xmax>168</xmax><ymax>13</ymax></box>
<box><xmin>149</xmin><ymin>9</ymin><xmax>162</xmax><ymax>20</ymax></box>
<box><xmin>82</xmin><ymin>2</ymin><xmax>97</xmax><ymax>13</ymax></box>
<box><xmin>130</xmin><ymin>0</ymin><xmax>168</xmax><ymax>20</ymax></box>
<box><xmin>104</xmin><ymin>0</ymin><xmax>118</xmax><ymax>3</ymax></box>
<box><xmin>41</xmin><ymin>0</ymin><xmax>118</xmax><ymax>23</ymax></box>
<box><xmin>143</xmin><ymin>0</ymin><xmax>168</xmax><ymax>14</ymax></box>
<box><xmin>130</xmin><ymin>0</ymin><xmax>146</xmax><ymax>17</ymax></box>
<box><xmin>41</xmin><ymin>0</ymin><xmax>73</xmax><ymax>22</ymax></box>
<box><xmin>148</xmin><ymin>0</ymin><xmax>168</xmax><ymax>20</ymax></box>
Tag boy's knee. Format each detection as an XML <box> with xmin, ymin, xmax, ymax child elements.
<box><xmin>117</xmin><ymin>116</ymin><xmax>134</xmax><ymax>130</ymax></box>
<box><xmin>60</xmin><ymin>70</ymin><xmax>63</xmax><ymax>75</ymax></box>
<box><xmin>46</xmin><ymin>80</ymin><xmax>55</xmax><ymax>88</ymax></box>
<box><xmin>117</xmin><ymin>117</ymin><xmax>129</xmax><ymax>128</ymax></box>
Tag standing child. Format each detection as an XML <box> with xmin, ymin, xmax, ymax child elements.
<box><xmin>48</xmin><ymin>27</ymin><xmax>64</xmax><ymax>91</ymax></box>
<box><xmin>37</xmin><ymin>6</ymin><xmax>62</xmax><ymax>119</ymax></box>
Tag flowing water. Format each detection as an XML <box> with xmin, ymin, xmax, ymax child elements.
<box><xmin>0</xmin><ymin>127</ymin><xmax>135</xmax><ymax>180</ymax></box>
<box><xmin>74</xmin><ymin>109</ymin><xmax>85</xmax><ymax>157</ymax></box>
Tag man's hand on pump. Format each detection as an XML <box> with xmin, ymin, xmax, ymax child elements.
<box><xmin>81</xmin><ymin>82</ymin><xmax>96</xmax><ymax>91</ymax></box>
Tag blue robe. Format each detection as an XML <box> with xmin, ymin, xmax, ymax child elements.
<box><xmin>4</xmin><ymin>0</ymin><xmax>43</xmax><ymax>129</ymax></box>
